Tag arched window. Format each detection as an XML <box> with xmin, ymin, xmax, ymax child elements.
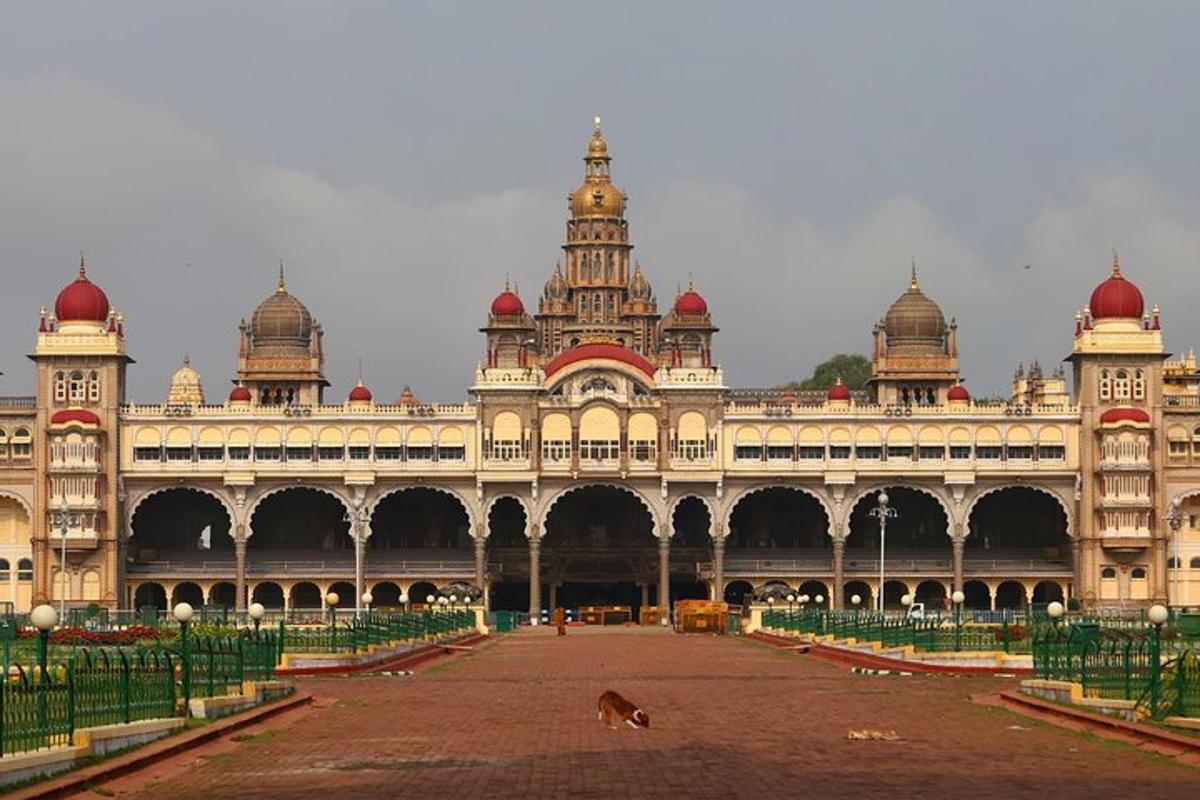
<box><xmin>1113</xmin><ymin>370</ymin><xmax>1131</xmax><ymax>400</ymax></box>
<box><xmin>1101</xmin><ymin>566</ymin><xmax>1117</xmax><ymax>579</ymax></box>
<box><xmin>1191</xmin><ymin>556</ymin><xmax>1200</xmax><ymax>569</ymax></box>
<box><xmin>592</xmin><ymin>294</ymin><xmax>601</xmax><ymax>313</ymax></box>
<box><xmin>1167</xmin><ymin>556</ymin><xmax>1179</xmax><ymax>568</ymax></box>
<box><xmin>1131</xmin><ymin>567</ymin><xmax>1146</xmax><ymax>579</ymax></box>
<box><xmin>88</xmin><ymin>371</ymin><xmax>100</xmax><ymax>402</ymax></box>
<box><xmin>69</xmin><ymin>370</ymin><xmax>85</xmax><ymax>402</ymax></box>
<box><xmin>1099</xmin><ymin>370</ymin><xmax>1111</xmax><ymax>401</ymax></box>
<box><xmin>592</xmin><ymin>254</ymin><xmax>601</xmax><ymax>280</ymax></box>
<box><xmin>1133</xmin><ymin>369</ymin><xmax>1145</xmax><ymax>400</ymax></box>
<box><xmin>0</xmin><ymin>559</ymin><xmax>9</xmax><ymax>580</ymax></box>
<box><xmin>17</xmin><ymin>559</ymin><xmax>32</xmax><ymax>581</ymax></box>
<box><xmin>54</xmin><ymin>371</ymin><xmax>66</xmax><ymax>402</ymax></box>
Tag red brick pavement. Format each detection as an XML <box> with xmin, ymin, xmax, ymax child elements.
<box><xmin>84</xmin><ymin>627</ymin><xmax>1196</xmax><ymax>799</ymax></box>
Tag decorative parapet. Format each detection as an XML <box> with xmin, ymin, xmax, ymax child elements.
<box><xmin>723</xmin><ymin>401</ymin><xmax>1080</xmax><ymax>419</ymax></box>
<box><xmin>655</xmin><ymin>365</ymin><xmax>725</xmax><ymax>389</ymax></box>
<box><xmin>121</xmin><ymin>402</ymin><xmax>476</xmax><ymax>420</ymax></box>
<box><xmin>471</xmin><ymin>365</ymin><xmax>544</xmax><ymax>390</ymax></box>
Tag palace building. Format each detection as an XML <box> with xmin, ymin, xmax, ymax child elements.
<box><xmin>2</xmin><ymin>119</ymin><xmax>1200</xmax><ymax>617</ymax></box>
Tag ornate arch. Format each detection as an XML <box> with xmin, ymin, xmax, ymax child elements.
<box><xmin>0</xmin><ymin>489</ymin><xmax>34</xmax><ymax>521</ymax></box>
<box><xmin>667</xmin><ymin>493</ymin><xmax>717</xmax><ymax>538</ymax></box>
<box><xmin>367</xmin><ymin>484</ymin><xmax>476</xmax><ymax>537</ymax></box>
<box><xmin>483</xmin><ymin>492</ymin><xmax>532</xmax><ymax>541</ymax></box>
<box><xmin>534</xmin><ymin>482</ymin><xmax>662</xmax><ymax>540</ymax></box>
<box><xmin>245</xmin><ymin>484</ymin><xmax>355</xmax><ymax>539</ymax></box>
<box><xmin>721</xmin><ymin>483</ymin><xmax>836</xmax><ymax>542</ymax></box>
<box><xmin>843</xmin><ymin>483</ymin><xmax>956</xmax><ymax>541</ymax></box>
<box><xmin>963</xmin><ymin>483</ymin><xmax>1076</xmax><ymax>540</ymax></box>
<box><xmin>126</xmin><ymin>485</ymin><xmax>236</xmax><ymax>541</ymax></box>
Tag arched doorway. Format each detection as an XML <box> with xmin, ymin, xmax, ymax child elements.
<box><xmin>670</xmin><ymin>498</ymin><xmax>712</xmax><ymax>602</ymax></box>
<box><xmin>133</xmin><ymin>583</ymin><xmax>166</xmax><ymax>611</ymax></box>
<box><xmin>487</xmin><ymin>497</ymin><xmax>529</xmax><ymax>612</ymax></box>
<box><xmin>370</xmin><ymin>488</ymin><xmax>471</xmax><ymax>550</ymax></box>
<box><xmin>210</xmin><ymin>582</ymin><xmax>236</xmax><ymax>609</ymax></box>
<box><xmin>1032</xmin><ymin>580</ymin><xmax>1065</xmax><ymax>604</ymax></box>
<box><xmin>847</xmin><ymin>487</ymin><xmax>949</xmax><ymax>607</ymax></box>
<box><xmin>328</xmin><ymin>581</ymin><xmax>356</xmax><ymax>607</ymax></box>
<box><xmin>962</xmin><ymin>580</ymin><xmax>990</xmax><ymax>610</ymax></box>
<box><xmin>723</xmin><ymin>580</ymin><xmax>754</xmax><ymax>606</ymax></box>
<box><xmin>541</xmin><ymin>486</ymin><xmax>656</xmax><ymax>609</ymax></box>
<box><xmin>798</xmin><ymin>580</ymin><xmax>830</xmax><ymax>608</ymax></box>
<box><xmin>252</xmin><ymin>582</ymin><xmax>284</xmax><ymax>609</ymax></box>
<box><xmin>172</xmin><ymin>582</ymin><xmax>204</xmax><ymax>608</ymax></box>
<box><xmin>727</xmin><ymin>489</ymin><xmax>830</xmax><ymax>575</ymax></box>
<box><xmin>249</xmin><ymin>488</ymin><xmax>350</xmax><ymax>552</ymax></box>
<box><xmin>371</xmin><ymin>581</ymin><xmax>402</xmax><ymax>608</ymax></box>
<box><xmin>914</xmin><ymin>580</ymin><xmax>947</xmax><ymax>610</ymax></box>
<box><xmin>130</xmin><ymin>490</ymin><xmax>233</xmax><ymax>585</ymax></box>
<box><xmin>408</xmin><ymin>581</ymin><xmax>439</xmax><ymax>609</ymax></box>
<box><xmin>842</xmin><ymin>580</ymin><xmax>872</xmax><ymax>609</ymax></box>
<box><xmin>967</xmin><ymin>487</ymin><xmax>1070</xmax><ymax>566</ymax></box>
<box><xmin>995</xmin><ymin>580</ymin><xmax>1027</xmax><ymax>610</ymax></box>
<box><xmin>882</xmin><ymin>580</ymin><xmax>909</xmax><ymax>610</ymax></box>
<box><xmin>290</xmin><ymin>582</ymin><xmax>322</xmax><ymax>609</ymax></box>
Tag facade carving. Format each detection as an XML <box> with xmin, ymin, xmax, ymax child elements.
<box><xmin>2</xmin><ymin>124</ymin><xmax>1199</xmax><ymax>615</ymax></box>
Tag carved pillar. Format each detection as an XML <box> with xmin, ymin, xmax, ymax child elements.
<box><xmin>832</xmin><ymin>538</ymin><xmax>845</xmax><ymax>610</ymax></box>
<box><xmin>712</xmin><ymin>536</ymin><xmax>725</xmax><ymax>603</ymax></box>
<box><xmin>235</xmin><ymin>525</ymin><xmax>247</xmax><ymax>611</ymax></box>
<box><xmin>474</xmin><ymin>537</ymin><xmax>487</xmax><ymax>610</ymax></box>
<box><xmin>657</xmin><ymin>536</ymin><xmax>670</xmax><ymax>620</ymax></box>
<box><xmin>952</xmin><ymin>538</ymin><xmax>964</xmax><ymax>596</ymax></box>
<box><xmin>354</xmin><ymin>527</ymin><xmax>366</xmax><ymax>614</ymax></box>
<box><xmin>528</xmin><ymin>536</ymin><xmax>541</xmax><ymax>622</ymax></box>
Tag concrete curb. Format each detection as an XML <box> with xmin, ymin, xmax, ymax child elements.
<box><xmin>995</xmin><ymin>690</ymin><xmax>1200</xmax><ymax>758</ymax></box>
<box><xmin>277</xmin><ymin>633</ymin><xmax>488</xmax><ymax>677</ymax></box>
<box><xmin>747</xmin><ymin>631</ymin><xmax>1033</xmax><ymax>676</ymax></box>
<box><xmin>6</xmin><ymin>691</ymin><xmax>313</xmax><ymax>800</ymax></box>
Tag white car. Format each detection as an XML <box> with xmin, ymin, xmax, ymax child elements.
<box><xmin>906</xmin><ymin>602</ymin><xmax>925</xmax><ymax>620</ymax></box>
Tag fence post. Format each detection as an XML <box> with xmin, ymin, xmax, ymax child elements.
<box><xmin>1149</xmin><ymin>622</ymin><xmax>1162</xmax><ymax>716</ymax></box>
<box><xmin>122</xmin><ymin>650</ymin><xmax>132</xmax><ymax>724</ymax></box>
<box><xmin>67</xmin><ymin>661</ymin><xmax>75</xmax><ymax>745</ymax></box>
<box><xmin>236</xmin><ymin>638</ymin><xmax>245</xmax><ymax>690</ymax></box>
<box><xmin>1002</xmin><ymin>613</ymin><xmax>1011</xmax><ymax>654</ymax></box>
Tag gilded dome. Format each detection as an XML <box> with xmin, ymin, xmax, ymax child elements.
<box><xmin>250</xmin><ymin>266</ymin><xmax>313</xmax><ymax>354</ymax></box>
<box><xmin>883</xmin><ymin>267</ymin><xmax>946</xmax><ymax>352</ymax></box>
<box><xmin>568</xmin><ymin>117</ymin><xmax>627</xmax><ymax>219</ymax></box>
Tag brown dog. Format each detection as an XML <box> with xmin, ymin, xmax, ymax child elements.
<box><xmin>597</xmin><ymin>690</ymin><xmax>650</xmax><ymax>729</ymax></box>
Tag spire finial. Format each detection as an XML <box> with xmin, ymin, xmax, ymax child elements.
<box><xmin>78</xmin><ymin>252</ymin><xmax>87</xmax><ymax>279</ymax></box>
<box><xmin>909</xmin><ymin>256</ymin><xmax>918</xmax><ymax>290</ymax></box>
<box><xmin>357</xmin><ymin>357</ymin><xmax>363</xmax><ymax>384</ymax></box>
<box><xmin>277</xmin><ymin>261</ymin><xmax>286</xmax><ymax>292</ymax></box>
<box><xmin>1111</xmin><ymin>247</ymin><xmax>1121</xmax><ymax>276</ymax></box>
<box><xmin>593</xmin><ymin>115</ymin><xmax>602</xmax><ymax>136</ymax></box>
<box><xmin>183</xmin><ymin>354</ymin><xmax>191</xmax><ymax>367</ymax></box>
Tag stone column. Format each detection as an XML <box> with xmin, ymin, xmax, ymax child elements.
<box><xmin>474</xmin><ymin>537</ymin><xmax>487</xmax><ymax>602</ymax></box>
<box><xmin>528</xmin><ymin>536</ymin><xmax>541</xmax><ymax>622</ymax></box>
<box><xmin>657</xmin><ymin>536</ymin><xmax>670</xmax><ymax>620</ymax></box>
<box><xmin>712</xmin><ymin>536</ymin><xmax>726</xmax><ymax>603</ymax></box>
<box><xmin>354</xmin><ymin>527</ymin><xmax>366</xmax><ymax>614</ymax></box>
<box><xmin>640</xmin><ymin>583</ymin><xmax>649</xmax><ymax>607</ymax></box>
<box><xmin>952</xmin><ymin>538</ymin><xmax>964</xmax><ymax>596</ymax></box>
<box><xmin>234</xmin><ymin>527</ymin><xmax>247</xmax><ymax>611</ymax></box>
<box><xmin>832</xmin><ymin>538</ymin><xmax>845</xmax><ymax>610</ymax></box>
<box><xmin>549</xmin><ymin>583</ymin><xmax>558</xmax><ymax>610</ymax></box>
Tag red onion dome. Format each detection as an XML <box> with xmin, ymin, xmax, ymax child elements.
<box><xmin>228</xmin><ymin>384</ymin><xmax>252</xmax><ymax>402</ymax></box>
<box><xmin>947</xmin><ymin>384</ymin><xmax>970</xmax><ymax>402</ymax></box>
<box><xmin>490</xmin><ymin>285</ymin><xmax>525</xmax><ymax>316</ymax></box>
<box><xmin>826</xmin><ymin>378</ymin><xmax>851</xmax><ymax>401</ymax></box>
<box><xmin>674</xmin><ymin>287</ymin><xmax>708</xmax><ymax>315</ymax></box>
<box><xmin>1100</xmin><ymin>407</ymin><xmax>1150</xmax><ymax>425</ymax></box>
<box><xmin>348</xmin><ymin>381</ymin><xmax>373</xmax><ymax>402</ymax></box>
<box><xmin>1089</xmin><ymin>255</ymin><xmax>1144</xmax><ymax>319</ymax></box>
<box><xmin>50</xmin><ymin>408</ymin><xmax>101</xmax><ymax>426</ymax></box>
<box><xmin>55</xmin><ymin>258</ymin><xmax>110</xmax><ymax>322</ymax></box>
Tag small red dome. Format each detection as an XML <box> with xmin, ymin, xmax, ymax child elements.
<box><xmin>490</xmin><ymin>290</ymin><xmax>525</xmax><ymax>316</ymax></box>
<box><xmin>826</xmin><ymin>379</ymin><xmax>851</xmax><ymax>401</ymax></box>
<box><xmin>228</xmin><ymin>385</ymin><xmax>252</xmax><ymax>402</ymax></box>
<box><xmin>55</xmin><ymin>260</ymin><xmax>110</xmax><ymax>322</ymax></box>
<box><xmin>50</xmin><ymin>408</ymin><xmax>101</xmax><ymax>426</ymax></box>
<box><xmin>1089</xmin><ymin>257</ymin><xmax>1144</xmax><ymax>319</ymax></box>
<box><xmin>348</xmin><ymin>382</ymin><xmax>373</xmax><ymax>402</ymax></box>
<box><xmin>1100</xmin><ymin>407</ymin><xmax>1150</xmax><ymax>425</ymax></box>
<box><xmin>674</xmin><ymin>289</ymin><xmax>708</xmax><ymax>315</ymax></box>
<box><xmin>947</xmin><ymin>384</ymin><xmax>970</xmax><ymax>401</ymax></box>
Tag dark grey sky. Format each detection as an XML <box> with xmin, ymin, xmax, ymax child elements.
<box><xmin>2</xmin><ymin>2</ymin><xmax>1198</xmax><ymax>402</ymax></box>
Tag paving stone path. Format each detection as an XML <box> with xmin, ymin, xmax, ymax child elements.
<box><xmin>96</xmin><ymin>626</ymin><xmax>1196</xmax><ymax>798</ymax></box>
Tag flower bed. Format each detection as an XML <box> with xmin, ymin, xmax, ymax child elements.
<box><xmin>16</xmin><ymin>625</ymin><xmax>174</xmax><ymax>646</ymax></box>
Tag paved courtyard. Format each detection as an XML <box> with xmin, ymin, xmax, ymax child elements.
<box><xmin>89</xmin><ymin>627</ymin><xmax>1195</xmax><ymax>799</ymax></box>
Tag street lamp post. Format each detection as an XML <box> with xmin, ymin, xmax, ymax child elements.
<box><xmin>49</xmin><ymin>500</ymin><xmax>80</xmax><ymax>622</ymax></box>
<box><xmin>951</xmin><ymin>590</ymin><xmax>965</xmax><ymax>651</ymax></box>
<box><xmin>1148</xmin><ymin>604</ymin><xmax>1169</xmax><ymax>715</ymax></box>
<box><xmin>868</xmin><ymin>492</ymin><xmax>898</xmax><ymax>613</ymax></box>
<box><xmin>399</xmin><ymin>591</ymin><xmax>409</xmax><ymax>613</ymax></box>
<box><xmin>1046</xmin><ymin>601</ymin><xmax>1065</xmax><ymax>679</ymax></box>
<box><xmin>248</xmin><ymin>602</ymin><xmax>265</xmax><ymax>641</ymax></box>
<box><xmin>1165</xmin><ymin>497</ymin><xmax>1183</xmax><ymax>606</ymax></box>
<box><xmin>30</xmin><ymin>604</ymin><xmax>57</xmax><ymax>730</ymax></box>
<box><xmin>173</xmin><ymin>602</ymin><xmax>194</xmax><ymax>714</ymax></box>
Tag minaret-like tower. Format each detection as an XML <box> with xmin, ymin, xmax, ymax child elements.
<box><xmin>30</xmin><ymin>257</ymin><xmax>131</xmax><ymax>608</ymax></box>
<box><xmin>535</xmin><ymin>117</ymin><xmax>660</xmax><ymax>356</ymax></box>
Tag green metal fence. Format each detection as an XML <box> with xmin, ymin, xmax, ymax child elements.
<box><xmin>763</xmin><ymin>609</ymin><xmax>1032</xmax><ymax>654</ymax></box>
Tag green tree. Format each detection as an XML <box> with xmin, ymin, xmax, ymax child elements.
<box><xmin>783</xmin><ymin>353</ymin><xmax>872</xmax><ymax>390</ymax></box>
